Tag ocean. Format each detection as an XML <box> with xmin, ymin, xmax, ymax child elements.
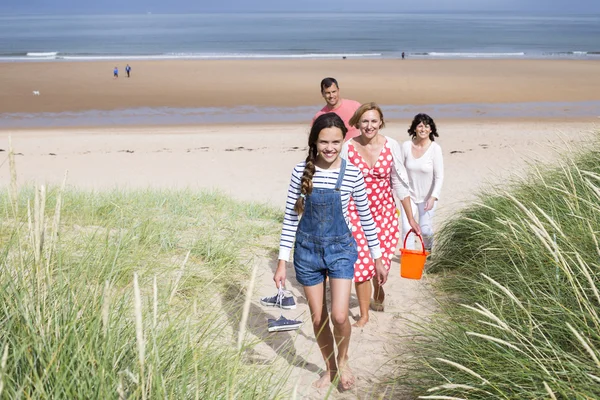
<box><xmin>1</xmin><ymin>12</ymin><xmax>599</xmax><ymax>128</ymax></box>
<box><xmin>1</xmin><ymin>12</ymin><xmax>599</xmax><ymax>61</ymax></box>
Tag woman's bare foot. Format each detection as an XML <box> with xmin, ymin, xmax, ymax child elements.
<box><xmin>337</xmin><ymin>363</ymin><xmax>355</xmax><ymax>391</ymax></box>
<box><xmin>312</xmin><ymin>370</ymin><xmax>336</xmax><ymax>389</ymax></box>
<box><xmin>352</xmin><ymin>317</ymin><xmax>368</xmax><ymax>328</ymax></box>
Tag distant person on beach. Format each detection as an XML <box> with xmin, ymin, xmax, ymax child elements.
<box><xmin>113</xmin><ymin>66</ymin><xmax>118</xmax><ymax>78</ymax></box>
<box><xmin>125</xmin><ymin>64</ymin><xmax>131</xmax><ymax>78</ymax></box>
<box><xmin>342</xmin><ymin>102</ymin><xmax>421</xmax><ymax>327</ymax></box>
<box><xmin>400</xmin><ymin>113</ymin><xmax>444</xmax><ymax>251</ymax></box>
<box><xmin>274</xmin><ymin>112</ymin><xmax>388</xmax><ymax>390</ymax></box>
<box><xmin>313</xmin><ymin>77</ymin><xmax>361</xmax><ymax>141</ymax></box>
<box><xmin>402</xmin><ymin>52</ymin><xmax>405</xmax><ymax>60</ymax></box>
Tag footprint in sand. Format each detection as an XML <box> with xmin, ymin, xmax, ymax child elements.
<box><xmin>186</xmin><ymin>147</ymin><xmax>209</xmax><ymax>152</ymax></box>
<box><xmin>285</xmin><ymin>146</ymin><xmax>308</xmax><ymax>152</ymax></box>
<box><xmin>225</xmin><ymin>146</ymin><xmax>267</xmax><ymax>152</ymax></box>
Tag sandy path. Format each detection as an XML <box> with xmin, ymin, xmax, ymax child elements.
<box><xmin>2</xmin><ymin>120</ymin><xmax>595</xmax><ymax>218</ymax></box>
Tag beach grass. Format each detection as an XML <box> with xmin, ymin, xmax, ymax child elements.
<box><xmin>0</xmin><ymin>167</ymin><xmax>290</xmax><ymax>398</ymax></box>
<box><xmin>405</xmin><ymin>133</ymin><xmax>600</xmax><ymax>399</ymax></box>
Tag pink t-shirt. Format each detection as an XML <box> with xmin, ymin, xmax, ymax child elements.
<box><xmin>313</xmin><ymin>99</ymin><xmax>361</xmax><ymax>141</ymax></box>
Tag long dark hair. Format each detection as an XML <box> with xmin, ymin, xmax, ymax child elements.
<box><xmin>294</xmin><ymin>113</ymin><xmax>347</xmax><ymax>215</ymax></box>
<box><xmin>407</xmin><ymin>113</ymin><xmax>439</xmax><ymax>141</ymax></box>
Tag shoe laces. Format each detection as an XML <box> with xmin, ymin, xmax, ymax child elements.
<box><xmin>273</xmin><ymin>285</ymin><xmax>304</xmax><ymax>329</ymax></box>
<box><xmin>275</xmin><ymin>285</ymin><xmax>285</xmax><ymax>309</ymax></box>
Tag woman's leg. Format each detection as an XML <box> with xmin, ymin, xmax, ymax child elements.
<box><xmin>417</xmin><ymin>201</ymin><xmax>436</xmax><ymax>250</ymax></box>
<box><xmin>353</xmin><ymin>280</ymin><xmax>371</xmax><ymax>327</ymax></box>
<box><xmin>303</xmin><ymin>282</ymin><xmax>337</xmax><ymax>388</ymax></box>
<box><xmin>400</xmin><ymin>198</ymin><xmax>418</xmax><ymax>250</ymax></box>
<box><xmin>329</xmin><ymin>277</ymin><xmax>355</xmax><ymax>390</ymax></box>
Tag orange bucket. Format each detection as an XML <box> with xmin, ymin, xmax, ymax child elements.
<box><xmin>400</xmin><ymin>229</ymin><xmax>429</xmax><ymax>279</ymax></box>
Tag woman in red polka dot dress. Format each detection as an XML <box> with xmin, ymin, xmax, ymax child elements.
<box><xmin>342</xmin><ymin>103</ymin><xmax>421</xmax><ymax>327</ymax></box>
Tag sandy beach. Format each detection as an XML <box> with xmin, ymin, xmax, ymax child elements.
<box><xmin>2</xmin><ymin>59</ymin><xmax>600</xmax><ymax>114</ymax></box>
<box><xmin>1</xmin><ymin>120</ymin><xmax>597</xmax><ymax>215</ymax></box>
<box><xmin>1</xmin><ymin>59</ymin><xmax>599</xmax><ymax>398</ymax></box>
<box><xmin>1</xmin><ymin>59</ymin><xmax>599</xmax><ymax>207</ymax></box>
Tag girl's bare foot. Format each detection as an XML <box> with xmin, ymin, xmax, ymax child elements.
<box><xmin>352</xmin><ymin>317</ymin><xmax>368</xmax><ymax>328</ymax></box>
<box><xmin>337</xmin><ymin>364</ymin><xmax>355</xmax><ymax>391</ymax></box>
<box><xmin>312</xmin><ymin>370</ymin><xmax>336</xmax><ymax>389</ymax></box>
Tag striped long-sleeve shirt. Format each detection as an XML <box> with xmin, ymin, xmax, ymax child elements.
<box><xmin>278</xmin><ymin>161</ymin><xmax>382</xmax><ymax>262</ymax></box>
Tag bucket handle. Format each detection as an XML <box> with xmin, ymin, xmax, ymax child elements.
<box><xmin>403</xmin><ymin>229</ymin><xmax>427</xmax><ymax>255</ymax></box>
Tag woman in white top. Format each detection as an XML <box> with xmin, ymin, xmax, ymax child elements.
<box><xmin>400</xmin><ymin>113</ymin><xmax>444</xmax><ymax>251</ymax></box>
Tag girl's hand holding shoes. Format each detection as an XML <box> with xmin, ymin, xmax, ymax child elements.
<box><xmin>274</xmin><ymin>260</ymin><xmax>287</xmax><ymax>288</ymax></box>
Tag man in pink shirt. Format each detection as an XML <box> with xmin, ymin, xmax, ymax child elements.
<box><xmin>313</xmin><ymin>77</ymin><xmax>361</xmax><ymax>141</ymax></box>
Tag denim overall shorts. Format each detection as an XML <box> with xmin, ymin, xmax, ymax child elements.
<box><xmin>293</xmin><ymin>159</ymin><xmax>359</xmax><ymax>286</ymax></box>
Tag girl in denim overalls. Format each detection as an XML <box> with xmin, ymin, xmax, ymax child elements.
<box><xmin>274</xmin><ymin>113</ymin><xmax>388</xmax><ymax>391</ymax></box>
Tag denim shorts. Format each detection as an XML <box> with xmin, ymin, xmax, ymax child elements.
<box><xmin>293</xmin><ymin>231</ymin><xmax>358</xmax><ymax>287</ymax></box>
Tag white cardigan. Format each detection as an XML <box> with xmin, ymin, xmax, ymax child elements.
<box><xmin>341</xmin><ymin>135</ymin><xmax>411</xmax><ymax>206</ymax></box>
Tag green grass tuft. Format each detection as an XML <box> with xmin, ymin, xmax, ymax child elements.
<box><xmin>0</xmin><ymin>185</ymin><xmax>290</xmax><ymax>398</ymax></box>
<box><xmin>406</xmin><ymin>134</ymin><xmax>600</xmax><ymax>399</ymax></box>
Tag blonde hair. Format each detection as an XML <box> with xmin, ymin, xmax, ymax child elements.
<box><xmin>349</xmin><ymin>102</ymin><xmax>386</xmax><ymax>129</ymax></box>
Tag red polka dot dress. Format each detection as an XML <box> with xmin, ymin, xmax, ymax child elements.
<box><xmin>347</xmin><ymin>139</ymin><xmax>400</xmax><ymax>282</ymax></box>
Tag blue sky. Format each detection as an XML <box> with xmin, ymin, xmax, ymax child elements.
<box><xmin>2</xmin><ymin>0</ymin><xmax>600</xmax><ymax>14</ymax></box>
